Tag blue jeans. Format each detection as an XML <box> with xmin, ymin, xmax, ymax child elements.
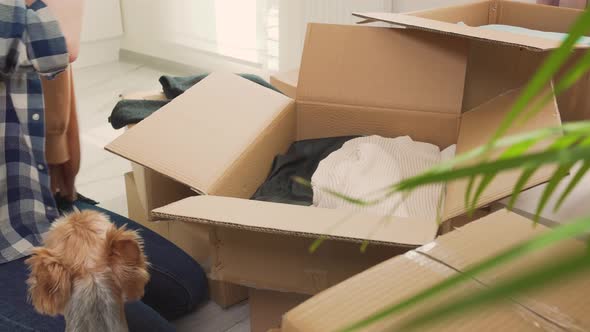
<box><xmin>0</xmin><ymin>201</ymin><xmax>208</xmax><ymax>332</ymax></box>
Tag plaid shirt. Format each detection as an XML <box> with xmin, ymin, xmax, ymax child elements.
<box><xmin>0</xmin><ymin>0</ymin><xmax>68</xmax><ymax>263</ymax></box>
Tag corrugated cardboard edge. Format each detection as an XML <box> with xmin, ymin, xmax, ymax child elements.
<box><xmin>352</xmin><ymin>12</ymin><xmax>573</xmax><ymax>51</ymax></box>
<box><xmin>153</xmin><ymin>196</ymin><xmax>438</xmax><ymax>247</ymax></box>
<box><xmin>106</xmin><ymin>72</ymin><xmax>294</xmax><ymax>196</ymax></box>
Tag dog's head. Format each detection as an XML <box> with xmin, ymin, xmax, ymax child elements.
<box><xmin>25</xmin><ymin>210</ymin><xmax>149</xmax><ymax>316</ymax></box>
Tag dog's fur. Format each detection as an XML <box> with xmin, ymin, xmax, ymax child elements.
<box><xmin>25</xmin><ymin>210</ymin><xmax>150</xmax><ymax>332</ymax></box>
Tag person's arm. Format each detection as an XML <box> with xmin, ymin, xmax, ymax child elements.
<box><xmin>39</xmin><ymin>0</ymin><xmax>84</xmax><ymax>62</ymax></box>
<box><xmin>44</xmin><ymin>68</ymin><xmax>80</xmax><ymax>201</ymax></box>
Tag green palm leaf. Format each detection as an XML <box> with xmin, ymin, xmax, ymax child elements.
<box><xmin>341</xmin><ymin>215</ymin><xmax>590</xmax><ymax>332</ymax></box>
<box><xmin>554</xmin><ymin>161</ymin><xmax>590</xmax><ymax>212</ymax></box>
<box><xmin>398</xmin><ymin>250</ymin><xmax>590</xmax><ymax>332</ymax></box>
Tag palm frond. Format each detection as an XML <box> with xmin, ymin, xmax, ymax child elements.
<box><xmin>398</xmin><ymin>250</ymin><xmax>590</xmax><ymax>332</ymax></box>
<box><xmin>341</xmin><ymin>215</ymin><xmax>590</xmax><ymax>332</ymax></box>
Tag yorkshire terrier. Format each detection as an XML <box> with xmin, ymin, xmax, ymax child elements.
<box><xmin>26</xmin><ymin>210</ymin><xmax>150</xmax><ymax>332</ymax></box>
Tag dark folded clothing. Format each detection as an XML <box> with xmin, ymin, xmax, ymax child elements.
<box><xmin>251</xmin><ymin>136</ymin><xmax>360</xmax><ymax>206</ymax></box>
<box><xmin>54</xmin><ymin>193</ymin><xmax>99</xmax><ymax>215</ymax></box>
<box><xmin>109</xmin><ymin>99</ymin><xmax>169</xmax><ymax>129</ymax></box>
<box><xmin>109</xmin><ymin>73</ymin><xmax>281</xmax><ymax>129</ymax></box>
<box><xmin>159</xmin><ymin>73</ymin><xmax>281</xmax><ymax>99</ymax></box>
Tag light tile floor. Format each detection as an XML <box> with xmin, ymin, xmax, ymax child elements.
<box><xmin>73</xmin><ymin>60</ymin><xmax>250</xmax><ymax>332</ymax></box>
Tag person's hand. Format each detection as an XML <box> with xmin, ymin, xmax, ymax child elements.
<box><xmin>50</xmin><ymin>162</ymin><xmax>77</xmax><ymax>201</ymax></box>
<box><xmin>48</xmin><ymin>85</ymin><xmax>81</xmax><ymax>202</ymax></box>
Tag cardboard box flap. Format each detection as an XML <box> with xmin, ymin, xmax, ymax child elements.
<box><xmin>281</xmin><ymin>210</ymin><xmax>589</xmax><ymax>331</ymax></box>
<box><xmin>353</xmin><ymin>12</ymin><xmax>568</xmax><ymax>51</ymax></box>
<box><xmin>153</xmin><ymin>195</ymin><xmax>438</xmax><ymax>246</ymax></box>
<box><xmin>418</xmin><ymin>209</ymin><xmax>590</xmax><ymax>329</ymax></box>
<box><xmin>408</xmin><ymin>0</ymin><xmax>584</xmax><ymax>35</ymax></box>
<box><xmin>297</xmin><ymin>23</ymin><xmax>468</xmax><ymax>115</ymax></box>
<box><xmin>106</xmin><ymin>72</ymin><xmax>294</xmax><ymax>194</ymax></box>
<box><xmin>443</xmin><ymin>87</ymin><xmax>561</xmax><ymax>220</ymax></box>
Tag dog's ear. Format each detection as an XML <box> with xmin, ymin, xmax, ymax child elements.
<box><xmin>25</xmin><ymin>248</ymin><xmax>72</xmax><ymax>316</ymax></box>
<box><xmin>106</xmin><ymin>225</ymin><xmax>150</xmax><ymax>301</ymax></box>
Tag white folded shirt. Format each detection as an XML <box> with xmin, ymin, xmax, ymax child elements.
<box><xmin>312</xmin><ymin>135</ymin><xmax>455</xmax><ymax>220</ymax></box>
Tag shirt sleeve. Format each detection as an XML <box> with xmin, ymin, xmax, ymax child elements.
<box><xmin>24</xmin><ymin>0</ymin><xmax>69</xmax><ymax>77</ymax></box>
<box><xmin>0</xmin><ymin>0</ymin><xmax>68</xmax><ymax>77</ymax></box>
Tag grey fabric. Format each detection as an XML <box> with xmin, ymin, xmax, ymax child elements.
<box><xmin>109</xmin><ymin>73</ymin><xmax>281</xmax><ymax>129</ymax></box>
<box><xmin>250</xmin><ymin>136</ymin><xmax>360</xmax><ymax>206</ymax></box>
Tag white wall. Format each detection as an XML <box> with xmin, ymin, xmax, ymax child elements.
<box><xmin>118</xmin><ymin>0</ymin><xmax>540</xmax><ymax>72</ymax></box>
<box><xmin>119</xmin><ymin>0</ymin><xmax>277</xmax><ymax>76</ymax></box>
<box><xmin>279</xmin><ymin>0</ymin><xmax>392</xmax><ymax>71</ymax></box>
<box><xmin>74</xmin><ymin>0</ymin><xmax>124</xmax><ymax>68</ymax></box>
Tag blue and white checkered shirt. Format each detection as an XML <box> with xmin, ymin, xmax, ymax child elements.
<box><xmin>0</xmin><ymin>0</ymin><xmax>68</xmax><ymax>263</ymax></box>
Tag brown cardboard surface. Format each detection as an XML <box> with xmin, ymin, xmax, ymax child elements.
<box><xmin>282</xmin><ymin>253</ymin><xmax>541</xmax><ymax>331</ymax></box>
<box><xmin>208</xmin><ymin>279</ymin><xmax>249</xmax><ymax>309</ymax></box>
<box><xmin>125</xmin><ymin>173</ymin><xmax>247</xmax><ymax>307</ymax></box>
<box><xmin>209</xmin><ymin>227</ymin><xmax>408</xmax><ymax>295</ymax></box>
<box><xmin>121</xmin><ymin>91</ymin><xmax>194</xmax><ymax>219</ymax></box>
<box><xmin>444</xmin><ymin>87</ymin><xmax>561</xmax><ymax>219</ymax></box>
<box><xmin>496</xmin><ymin>0</ymin><xmax>584</xmax><ymax>33</ymax></box>
<box><xmin>281</xmin><ymin>210</ymin><xmax>589</xmax><ymax>331</ymax></box>
<box><xmin>352</xmin><ymin>12</ymin><xmax>563</xmax><ymax>51</ymax></box>
<box><xmin>125</xmin><ymin>172</ymin><xmax>171</xmax><ymax>238</ymax></box>
<box><xmin>130</xmin><ymin>163</ymin><xmax>195</xmax><ymax>221</ymax></box>
<box><xmin>249</xmin><ymin>289</ymin><xmax>309</xmax><ymax>332</ymax></box>
<box><xmin>296</xmin><ymin>103</ymin><xmax>459</xmax><ymax>148</ymax></box>
<box><xmin>209</xmin><ymin>103</ymin><xmax>296</xmax><ymax>198</ymax></box>
<box><xmin>154</xmin><ymin>196</ymin><xmax>438</xmax><ymax>247</ymax></box>
<box><xmin>419</xmin><ymin>210</ymin><xmax>590</xmax><ymax>329</ymax></box>
<box><xmin>270</xmin><ymin>69</ymin><xmax>299</xmax><ymax>99</ymax></box>
<box><xmin>407</xmin><ymin>1</ymin><xmax>492</xmax><ymax>25</ymax></box>
<box><xmin>111</xmin><ymin>22</ymin><xmax>562</xmax><ymax>299</ymax></box>
<box><xmin>381</xmin><ymin>0</ymin><xmax>590</xmax><ymax>121</ymax></box>
<box><xmin>297</xmin><ymin>24</ymin><xmax>467</xmax><ymax>115</ymax></box>
<box><xmin>106</xmin><ymin>72</ymin><xmax>294</xmax><ymax>195</ymax></box>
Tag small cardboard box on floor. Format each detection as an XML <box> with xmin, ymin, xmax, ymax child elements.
<box><xmin>279</xmin><ymin>209</ymin><xmax>590</xmax><ymax>331</ymax></box>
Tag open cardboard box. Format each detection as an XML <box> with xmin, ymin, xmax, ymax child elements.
<box><xmin>270</xmin><ymin>68</ymin><xmax>299</xmax><ymax>99</ymax></box>
<box><xmin>356</xmin><ymin>0</ymin><xmax>589</xmax><ymax>121</ymax></box>
<box><xmin>279</xmin><ymin>209</ymin><xmax>590</xmax><ymax>331</ymax></box>
<box><xmin>125</xmin><ymin>172</ymin><xmax>249</xmax><ymax>308</ymax></box>
<box><xmin>120</xmin><ymin>91</ymin><xmax>195</xmax><ymax>221</ymax></box>
<box><xmin>106</xmin><ymin>20</ymin><xmax>561</xmax><ymax>298</ymax></box>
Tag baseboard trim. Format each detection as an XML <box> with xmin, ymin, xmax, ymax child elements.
<box><xmin>74</xmin><ymin>38</ymin><xmax>121</xmax><ymax>69</ymax></box>
<box><xmin>119</xmin><ymin>49</ymin><xmax>205</xmax><ymax>75</ymax></box>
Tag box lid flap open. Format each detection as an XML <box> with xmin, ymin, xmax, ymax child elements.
<box><xmin>297</xmin><ymin>23</ymin><xmax>468</xmax><ymax>115</ymax></box>
<box><xmin>106</xmin><ymin>72</ymin><xmax>294</xmax><ymax>194</ymax></box>
<box><xmin>352</xmin><ymin>12</ymin><xmax>581</xmax><ymax>51</ymax></box>
<box><xmin>153</xmin><ymin>195</ymin><xmax>439</xmax><ymax>247</ymax></box>
<box><xmin>443</xmin><ymin>86</ymin><xmax>562</xmax><ymax>220</ymax></box>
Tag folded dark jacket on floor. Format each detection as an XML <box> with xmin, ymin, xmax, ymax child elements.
<box><xmin>109</xmin><ymin>100</ymin><xmax>169</xmax><ymax>129</ymax></box>
<box><xmin>250</xmin><ymin>136</ymin><xmax>360</xmax><ymax>206</ymax></box>
<box><xmin>109</xmin><ymin>73</ymin><xmax>280</xmax><ymax>129</ymax></box>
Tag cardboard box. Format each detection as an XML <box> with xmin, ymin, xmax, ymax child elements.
<box><xmin>356</xmin><ymin>0</ymin><xmax>589</xmax><ymax>121</ymax></box>
<box><xmin>280</xmin><ymin>209</ymin><xmax>590</xmax><ymax>331</ymax></box>
<box><xmin>125</xmin><ymin>171</ymin><xmax>248</xmax><ymax>308</ymax></box>
<box><xmin>125</xmin><ymin>171</ymin><xmax>171</xmax><ymax>239</ymax></box>
<box><xmin>120</xmin><ymin>92</ymin><xmax>196</xmax><ymax>221</ymax></box>
<box><xmin>270</xmin><ymin>69</ymin><xmax>299</xmax><ymax>99</ymax></box>
<box><xmin>107</xmin><ymin>22</ymin><xmax>561</xmax><ymax>298</ymax></box>
<box><xmin>249</xmin><ymin>289</ymin><xmax>310</xmax><ymax>332</ymax></box>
